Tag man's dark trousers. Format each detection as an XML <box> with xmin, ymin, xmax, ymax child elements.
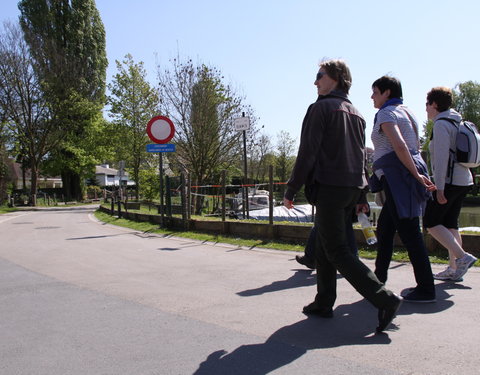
<box><xmin>312</xmin><ymin>185</ymin><xmax>396</xmax><ymax>310</ymax></box>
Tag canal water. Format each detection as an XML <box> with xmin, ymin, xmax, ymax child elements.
<box><xmin>368</xmin><ymin>203</ymin><xmax>480</xmax><ymax>230</ymax></box>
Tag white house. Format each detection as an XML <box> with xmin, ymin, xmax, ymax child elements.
<box><xmin>95</xmin><ymin>164</ymin><xmax>135</xmax><ymax>187</ymax></box>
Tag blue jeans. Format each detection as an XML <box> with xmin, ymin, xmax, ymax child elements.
<box><xmin>312</xmin><ymin>185</ymin><xmax>397</xmax><ymax>310</ymax></box>
<box><xmin>375</xmin><ymin>178</ymin><xmax>435</xmax><ymax>295</ymax></box>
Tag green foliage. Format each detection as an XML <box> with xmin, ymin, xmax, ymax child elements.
<box><xmin>107</xmin><ymin>54</ymin><xmax>160</xmax><ymax>199</ymax></box>
<box><xmin>0</xmin><ymin>21</ymin><xmax>63</xmax><ymax>204</ymax></box>
<box><xmin>18</xmin><ymin>0</ymin><xmax>107</xmax><ymax>103</ymax></box>
<box><xmin>421</xmin><ymin>119</ymin><xmax>434</xmax><ymax>152</ymax></box>
<box><xmin>0</xmin><ymin>136</ymin><xmax>11</xmax><ymax>205</ymax></box>
<box><xmin>158</xmin><ymin>57</ymin><xmax>248</xmax><ymax>212</ymax></box>
<box><xmin>453</xmin><ymin>81</ymin><xmax>480</xmax><ymax>125</ymax></box>
<box><xmin>18</xmin><ymin>0</ymin><xmax>108</xmax><ymax>201</ymax></box>
<box><xmin>275</xmin><ymin>130</ymin><xmax>296</xmax><ymax>183</ymax></box>
<box><xmin>138</xmin><ymin>167</ymin><xmax>160</xmax><ymax>202</ymax></box>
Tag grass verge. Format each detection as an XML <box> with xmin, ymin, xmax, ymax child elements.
<box><xmin>0</xmin><ymin>206</ymin><xmax>18</xmax><ymax>214</ymax></box>
<box><xmin>94</xmin><ymin>210</ymin><xmax>456</xmax><ymax>265</ymax></box>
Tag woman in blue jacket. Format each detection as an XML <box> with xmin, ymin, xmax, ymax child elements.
<box><xmin>370</xmin><ymin>76</ymin><xmax>436</xmax><ymax>303</ymax></box>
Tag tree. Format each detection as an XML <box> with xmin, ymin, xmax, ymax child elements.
<box><xmin>18</xmin><ymin>0</ymin><xmax>108</xmax><ymax>201</ymax></box>
<box><xmin>108</xmin><ymin>54</ymin><xmax>160</xmax><ymax>200</ymax></box>
<box><xmin>0</xmin><ymin>117</ymin><xmax>12</xmax><ymax>205</ymax></box>
<box><xmin>138</xmin><ymin>166</ymin><xmax>160</xmax><ymax>204</ymax></box>
<box><xmin>453</xmin><ymin>81</ymin><xmax>480</xmax><ymax>125</ymax></box>
<box><xmin>248</xmin><ymin>133</ymin><xmax>273</xmax><ymax>182</ymax></box>
<box><xmin>275</xmin><ymin>130</ymin><xmax>296</xmax><ymax>183</ymax></box>
<box><xmin>0</xmin><ymin>21</ymin><xmax>63</xmax><ymax>205</ymax></box>
<box><xmin>157</xmin><ymin>58</ymin><xmax>246</xmax><ymax>213</ymax></box>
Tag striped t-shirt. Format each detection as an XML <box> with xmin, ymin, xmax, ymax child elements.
<box><xmin>372</xmin><ymin>105</ymin><xmax>419</xmax><ymax>163</ymax></box>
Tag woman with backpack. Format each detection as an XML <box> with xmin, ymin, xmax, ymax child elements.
<box><xmin>424</xmin><ymin>87</ymin><xmax>478</xmax><ymax>281</ymax></box>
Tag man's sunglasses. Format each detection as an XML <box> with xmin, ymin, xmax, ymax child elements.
<box><xmin>316</xmin><ymin>71</ymin><xmax>327</xmax><ymax>81</ymax></box>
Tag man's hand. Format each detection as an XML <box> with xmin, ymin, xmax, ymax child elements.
<box><xmin>283</xmin><ymin>198</ymin><xmax>294</xmax><ymax>209</ymax></box>
<box><xmin>356</xmin><ymin>203</ymin><xmax>370</xmax><ymax>215</ymax></box>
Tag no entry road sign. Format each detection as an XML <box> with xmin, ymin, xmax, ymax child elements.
<box><xmin>146</xmin><ymin>116</ymin><xmax>175</xmax><ymax>144</ymax></box>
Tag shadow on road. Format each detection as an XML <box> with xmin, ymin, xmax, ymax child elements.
<box><xmin>211</xmin><ymin>276</ymin><xmax>459</xmax><ymax>374</ymax></box>
<box><xmin>66</xmin><ymin>233</ymin><xmax>130</xmax><ymax>240</ymax></box>
<box><xmin>237</xmin><ymin>269</ymin><xmax>316</xmax><ymax>296</ymax></box>
<box><xmin>194</xmin><ymin>299</ymin><xmax>392</xmax><ymax>374</ymax></box>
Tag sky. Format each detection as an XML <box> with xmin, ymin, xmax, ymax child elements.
<box><xmin>2</xmin><ymin>0</ymin><xmax>480</xmax><ymax>148</ymax></box>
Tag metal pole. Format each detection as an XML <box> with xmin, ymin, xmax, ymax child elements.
<box><xmin>221</xmin><ymin>169</ymin><xmax>226</xmax><ymax>222</ymax></box>
<box><xmin>187</xmin><ymin>173</ymin><xmax>191</xmax><ymax>220</ymax></box>
<box><xmin>242</xmin><ymin>112</ymin><xmax>249</xmax><ymax>219</ymax></box>
<box><xmin>269</xmin><ymin>165</ymin><xmax>274</xmax><ymax>225</ymax></box>
<box><xmin>159</xmin><ymin>153</ymin><xmax>164</xmax><ymax>227</ymax></box>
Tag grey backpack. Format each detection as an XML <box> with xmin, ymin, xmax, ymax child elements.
<box><xmin>437</xmin><ymin>118</ymin><xmax>480</xmax><ymax>168</ymax></box>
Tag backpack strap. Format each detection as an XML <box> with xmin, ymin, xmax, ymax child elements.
<box><xmin>434</xmin><ymin>117</ymin><xmax>462</xmax><ymax>181</ymax></box>
<box><xmin>437</xmin><ymin>117</ymin><xmax>461</xmax><ymax>127</ymax></box>
<box><xmin>431</xmin><ymin>117</ymin><xmax>460</xmax><ymax>140</ymax></box>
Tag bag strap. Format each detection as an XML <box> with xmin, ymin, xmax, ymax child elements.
<box><xmin>437</xmin><ymin>117</ymin><xmax>461</xmax><ymax>127</ymax></box>
<box><xmin>429</xmin><ymin>117</ymin><xmax>461</xmax><ymax>140</ymax></box>
<box><xmin>435</xmin><ymin>117</ymin><xmax>469</xmax><ymax>176</ymax></box>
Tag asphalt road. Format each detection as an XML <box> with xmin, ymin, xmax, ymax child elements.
<box><xmin>0</xmin><ymin>206</ymin><xmax>479</xmax><ymax>375</ymax></box>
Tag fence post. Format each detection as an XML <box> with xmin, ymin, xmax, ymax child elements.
<box><xmin>221</xmin><ymin>170</ymin><xmax>226</xmax><ymax>222</ymax></box>
<box><xmin>117</xmin><ymin>194</ymin><xmax>122</xmax><ymax>218</ymax></box>
<box><xmin>241</xmin><ymin>186</ymin><xmax>246</xmax><ymax>219</ymax></box>
<box><xmin>180</xmin><ymin>172</ymin><xmax>188</xmax><ymax>229</ymax></box>
<box><xmin>269</xmin><ymin>165</ymin><xmax>274</xmax><ymax>225</ymax></box>
<box><xmin>187</xmin><ymin>174</ymin><xmax>192</xmax><ymax>220</ymax></box>
<box><xmin>166</xmin><ymin>175</ymin><xmax>172</xmax><ymax>219</ymax></box>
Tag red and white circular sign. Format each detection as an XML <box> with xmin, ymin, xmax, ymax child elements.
<box><xmin>146</xmin><ymin>116</ymin><xmax>175</xmax><ymax>144</ymax></box>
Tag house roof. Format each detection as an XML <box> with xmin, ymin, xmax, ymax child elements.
<box><xmin>95</xmin><ymin>165</ymin><xmax>129</xmax><ymax>177</ymax></box>
<box><xmin>95</xmin><ymin>165</ymin><xmax>118</xmax><ymax>175</ymax></box>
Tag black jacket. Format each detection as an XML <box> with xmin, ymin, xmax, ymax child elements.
<box><xmin>285</xmin><ymin>90</ymin><xmax>367</xmax><ymax>202</ymax></box>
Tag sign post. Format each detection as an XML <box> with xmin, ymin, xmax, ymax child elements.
<box><xmin>234</xmin><ymin>113</ymin><xmax>250</xmax><ymax>218</ymax></box>
<box><xmin>146</xmin><ymin>116</ymin><xmax>176</xmax><ymax>227</ymax></box>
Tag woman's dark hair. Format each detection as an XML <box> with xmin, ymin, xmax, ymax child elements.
<box><xmin>426</xmin><ymin>87</ymin><xmax>453</xmax><ymax>112</ymax></box>
<box><xmin>372</xmin><ymin>76</ymin><xmax>403</xmax><ymax>99</ymax></box>
<box><xmin>320</xmin><ymin>59</ymin><xmax>352</xmax><ymax>94</ymax></box>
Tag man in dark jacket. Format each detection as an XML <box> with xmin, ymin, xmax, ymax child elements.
<box><xmin>284</xmin><ymin>59</ymin><xmax>402</xmax><ymax>332</ymax></box>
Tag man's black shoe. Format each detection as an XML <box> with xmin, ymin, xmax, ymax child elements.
<box><xmin>376</xmin><ymin>295</ymin><xmax>403</xmax><ymax>333</ymax></box>
<box><xmin>302</xmin><ymin>302</ymin><xmax>333</xmax><ymax>318</ymax></box>
<box><xmin>295</xmin><ymin>255</ymin><xmax>315</xmax><ymax>270</ymax></box>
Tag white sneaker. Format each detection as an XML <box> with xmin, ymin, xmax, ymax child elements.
<box><xmin>454</xmin><ymin>253</ymin><xmax>478</xmax><ymax>280</ymax></box>
<box><xmin>433</xmin><ymin>267</ymin><xmax>463</xmax><ymax>282</ymax></box>
<box><xmin>434</xmin><ymin>267</ymin><xmax>455</xmax><ymax>280</ymax></box>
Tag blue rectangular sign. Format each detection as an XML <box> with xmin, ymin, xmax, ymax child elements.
<box><xmin>146</xmin><ymin>144</ymin><xmax>176</xmax><ymax>153</ymax></box>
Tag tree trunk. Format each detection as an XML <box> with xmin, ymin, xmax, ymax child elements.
<box><xmin>29</xmin><ymin>163</ymin><xmax>38</xmax><ymax>206</ymax></box>
<box><xmin>61</xmin><ymin>170</ymin><xmax>83</xmax><ymax>201</ymax></box>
